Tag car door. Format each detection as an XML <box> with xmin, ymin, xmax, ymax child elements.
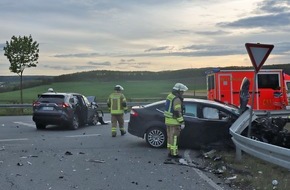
<box><xmin>74</xmin><ymin>95</ymin><xmax>89</xmax><ymax>124</ymax></box>
<box><xmin>180</xmin><ymin>102</ymin><xmax>232</xmax><ymax>149</ymax></box>
<box><xmin>83</xmin><ymin>95</ymin><xmax>95</xmax><ymax>122</ymax></box>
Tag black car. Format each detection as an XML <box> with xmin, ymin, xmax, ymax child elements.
<box><xmin>32</xmin><ymin>92</ymin><xmax>101</xmax><ymax>130</ymax></box>
<box><xmin>128</xmin><ymin>98</ymin><xmax>241</xmax><ymax>149</ymax></box>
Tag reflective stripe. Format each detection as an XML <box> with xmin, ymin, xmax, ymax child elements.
<box><xmin>108</xmin><ymin>93</ymin><xmax>127</xmax><ymax>114</ymax></box>
<box><xmin>164</xmin><ymin>93</ymin><xmax>184</xmax><ymax>125</ymax></box>
<box><xmin>165</xmin><ymin>117</ymin><xmax>181</xmax><ymax>125</ymax></box>
<box><xmin>172</xmin><ymin>135</ymin><xmax>178</xmax><ymax>155</ymax></box>
<box><xmin>112</xmin><ymin>127</ymin><xmax>117</xmax><ymax>132</ymax></box>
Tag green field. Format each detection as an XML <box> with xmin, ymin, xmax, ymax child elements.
<box><xmin>0</xmin><ymin>79</ymin><xmax>206</xmax><ymax>104</ymax></box>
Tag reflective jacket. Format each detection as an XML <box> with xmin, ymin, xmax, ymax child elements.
<box><xmin>164</xmin><ymin>93</ymin><xmax>184</xmax><ymax>126</ymax></box>
<box><xmin>107</xmin><ymin>92</ymin><xmax>128</xmax><ymax>114</ymax></box>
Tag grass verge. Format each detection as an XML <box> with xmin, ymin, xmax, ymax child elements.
<box><xmin>202</xmin><ymin>148</ymin><xmax>289</xmax><ymax>190</ymax></box>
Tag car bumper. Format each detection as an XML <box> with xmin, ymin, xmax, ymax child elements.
<box><xmin>128</xmin><ymin>121</ymin><xmax>145</xmax><ymax>138</ymax></box>
<box><xmin>33</xmin><ymin>112</ymin><xmax>72</xmax><ymax>125</ymax></box>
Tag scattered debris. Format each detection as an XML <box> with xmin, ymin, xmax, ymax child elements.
<box><xmin>226</xmin><ymin>175</ymin><xmax>237</xmax><ymax>180</ymax></box>
<box><xmin>203</xmin><ymin>150</ymin><xmax>216</xmax><ymax>158</ymax></box>
<box><xmin>65</xmin><ymin>151</ymin><xmax>73</xmax><ymax>155</ymax></box>
<box><xmin>17</xmin><ymin>162</ymin><xmax>23</xmax><ymax>166</ymax></box>
<box><xmin>163</xmin><ymin>158</ymin><xmax>207</xmax><ymax>171</ymax></box>
<box><xmin>272</xmin><ymin>179</ymin><xmax>278</xmax><ymax>189</ymax></box>
<box><xmin>87</xmin><ymin>159</ymin><xmax>105</xmax><ymax>163</ymax></box>
<box><xmin>0</xmin><ymin>146</ymin><xmax>5</xmax><ymax>151</ymax></box>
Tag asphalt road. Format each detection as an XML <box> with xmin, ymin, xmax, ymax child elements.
<box><xmin>0</xmin><ymin>114</ymin><xmax>232</xmax><ymax>190</ymax></box>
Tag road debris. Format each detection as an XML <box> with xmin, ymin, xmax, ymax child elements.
<box><xmin>65</xmin><ymin>151</ymin><xmax>73</xmax><ymax>155</ymax></box>
<box><xmin>87</xmin><ymin>159</ymin><xmax>105</xmax><ymax>163</ymax></box>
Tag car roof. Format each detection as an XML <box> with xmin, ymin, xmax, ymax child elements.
<box><xmin>145</xmin><ymin>98</ymin><xmax>240</xmax><ymax>114</ymax></box>
<box><xmin>40</xmin><ymin>92</ymin><xmax>72</xmax><ymax>96</ymax></box>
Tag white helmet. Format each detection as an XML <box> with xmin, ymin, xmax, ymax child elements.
<box><xmin>114</xmin><ymin>85</ymin><xmax>124</xmax><ymax>91</ymax></box>
<box><xmin>48</xmin><ymin>88</ymin><xmax>54</xmax><ymax>92</ymax></box>
<box><xmin>173</xmin><ymin>83</ymin><xmax>188</xmax><ymax>92</ymax></box>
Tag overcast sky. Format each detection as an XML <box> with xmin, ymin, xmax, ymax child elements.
<box><xmin>0</xmin><ymin>0</ymin><xmax>290</xmax><ymax>76</ymax></box>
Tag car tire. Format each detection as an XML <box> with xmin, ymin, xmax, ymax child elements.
<box><xmin>89</xmin><ymin>114</ymin><xmax>99</xmax><ymax>126</ymax></box>
<box><xmin>36</xmin><ymin>123</ymin><xmax>46</xmax><ymax>130</ymax></box>
<box><xmin>146</xmin><ymin>127</ymin><xmax>166</xmax><ymax>148</ymax></box>
<box><xmin>70</xmin><ymin>114</ymin><xmax>80</xmax><ymax>130</ymax></box>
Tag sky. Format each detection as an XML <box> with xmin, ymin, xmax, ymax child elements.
<box><xmin>0</xmin><ymin>0</ymin><xmax>290</xmax><ymax>76</ymax></box>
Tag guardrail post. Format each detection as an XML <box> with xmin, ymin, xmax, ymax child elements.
<box><xmin>235</xmin><ymin>146</ymin><xmax>242</xmax><ymax>161</ymax></box>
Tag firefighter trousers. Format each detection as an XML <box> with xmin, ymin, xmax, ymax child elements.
<box><xmin>111</xmin><ymin>114</ymin><xmax>125</xmax><ymax>136</ymax></box>
<box><xmin>166</xmin><ymin>125</ymin><xmax>181</xmax><ymax>156</ymax></box>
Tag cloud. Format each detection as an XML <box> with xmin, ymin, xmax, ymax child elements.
<box><xmin>54</xmin><ymin>53</ymin><xmax>101</xmax><ymax>58</ymax></box>
<box><xmin>144</xmin><ymin>46</ymin><xmax>173</xmax><ymax>52</ymax></box>
<box><xmin>87</xmin><ymin>61</ymin><xmax>111</xmax><ymax>66</ymax></box>
<box><xmin>255</xmin><ymin>0</ymin><xmax>290</xmax><ymax>14</ymax></box>
<box><xmin>218</xmin><ymin>12</ymin><xmax>290</xmax><ymax>28</ymax></box>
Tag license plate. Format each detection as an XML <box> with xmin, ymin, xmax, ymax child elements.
<box><xmin>42</xmin><ymin>107</ymin><xmax>54</xmax><ymax>111</ymax></box>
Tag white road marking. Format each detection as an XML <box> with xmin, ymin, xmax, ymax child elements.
<box><xmin>0</xmin><ymin>138</ymin><xmax>28</xmax><ymax>142</ymax></box>
<box><xmin>184</xmin><ymin>150</ymin><xmax>224</xmax><ymax>190</ymax></box>
<box><xmin>13</xmin><ymin>122</ymin><xmax>35</xmax><ymax>128</ymax></box>
<box><xmin>65</xmin><ymin>134</ymin><xmax>101</xmax><ymax>138</ymax></box>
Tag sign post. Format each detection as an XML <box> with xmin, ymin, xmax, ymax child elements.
<box><xmin>245</xmin><ymin>43</ymin><xmax>274</xmax><ymax>137</ymax></box>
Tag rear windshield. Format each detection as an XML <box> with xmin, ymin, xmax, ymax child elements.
<box><xmin>38</xmin><ymin>95</ymin><xmax>65</xmax><ymax>104</ymax></box>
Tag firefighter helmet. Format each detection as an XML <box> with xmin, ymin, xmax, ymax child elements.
<box><xmin>173</xmin><ymin>83</ymin><xmax>188</xmax><ymax>92</ymax></box>
<box><xmin>48</xmin><ymin>88</ymin><xmax>54</xmax><ymax>92</ymax></box>
<box><xmin>114</xmin><ymin>85</ymin><xmax>124</xmax><ymax>91</ymax></box>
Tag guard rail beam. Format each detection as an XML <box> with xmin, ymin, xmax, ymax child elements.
<box><xmin>230</xmin><ymin>109</ymin><xmax>290</xmax><ymax>170</ymax></box>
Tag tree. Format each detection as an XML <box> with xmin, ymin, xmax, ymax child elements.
<box><xmin>3</xmin><ymin>35</ymin><xmax>39</xmax><ymax>104</ymax></box>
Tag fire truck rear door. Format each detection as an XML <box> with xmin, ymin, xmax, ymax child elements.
<box><xmin>218</xmin><ymin>74</ymin><xmax>233</xmax><ymax>104</ymax></box>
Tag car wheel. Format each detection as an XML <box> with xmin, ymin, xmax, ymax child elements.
<box><xmin>36</xmin><ymin>123</ymin><xmax>46</xmax><ymax>130</ymax></box>
<box><xmin>90</xmin><ymin>114</ymin><xmax>99</xmax><ymax>126</ymax></box>
<box><xmin>70</xmin><ymin>114</ymin><xmax>80</xmax><ymax>130</ymax></box>
<box><xmin>146</xmin><ymin>127</ymin><xmax>166</xmax><ymax>148</ymax></box>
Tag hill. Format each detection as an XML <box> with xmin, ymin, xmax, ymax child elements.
<box><xmin>1</xmin><ymin>63</ymin><xmax>290</xmax><ymax>92</ymax></box>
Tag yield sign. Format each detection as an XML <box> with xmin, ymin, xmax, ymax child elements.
<box><xmin>245</xmin><ymin>43</ymin><xmax>274</xmax><ymax>73</ymax></box>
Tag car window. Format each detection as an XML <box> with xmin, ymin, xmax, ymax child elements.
<box><xmin>202</xmin><ymin>106</ymin><xmax>230</xmax><ymax>121</ymax></box>
<box><xmin>203</xmin><ymin>107</ymin><xmax>219</xmax><ymax>119</ymax></box>
<box><xmin>184</xmin><ymin>103</ymin><xmax>197</xmax><ymax>117</ymax></box>
<box><xmin>38</xmin><ymin>95</ymin><xmax>65</xmax><ymax>104</ymax></box>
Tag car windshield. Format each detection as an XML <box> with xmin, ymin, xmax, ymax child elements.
<box><xmin>38</xmin><ymin>95</ymin><xmax>65</xmax><ymax>104</ymax></box>
<box><xmin>86</xmin><ymin>96</ymin><xmax>96</xmax><ymax>103</ymax></box>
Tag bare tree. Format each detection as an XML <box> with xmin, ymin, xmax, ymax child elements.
<box><xmin>3</xmin><ymin>35</ymin><xmax>39</xmax><ymax>104</ymax></box>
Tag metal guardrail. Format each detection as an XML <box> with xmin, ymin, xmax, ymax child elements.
<box><xmin>0</xmin><ymin>102</ymin><xmax>149</xmax><ymax>109</ymax></box>
<box><xmin>230</xmin><ymin>109</ymin><xmax>290</xmax><ymax>170</ymax></box>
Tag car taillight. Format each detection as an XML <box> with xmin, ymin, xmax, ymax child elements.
<box><xmin>58</xmin><ymin>103</ymin><xmax>70</xmax><ymax>108</ymax></box>
<box><xmin>130</xmin><ymin>109</ymin><xmax>139</xmax><ymax>117</ymax></box>
<box><xmin>33</xmin><ymin>101</ymin><xmax>40</xmax><ymax>107</ymax></box>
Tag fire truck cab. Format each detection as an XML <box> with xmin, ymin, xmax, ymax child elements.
<box><xmin>207</xmin><ymin>69</ymin><xmax>290</xmax><ymax>110</ymax></box>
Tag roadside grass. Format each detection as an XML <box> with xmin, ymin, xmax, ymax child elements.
<box><xmin>0</xmin><ymin>79</ymin><xmax>205</xmax><ymax>104</ymax></box>
<box><xmin>205</xmin><ymin>149</ymin><xmax>290</xmax><ymax>190</ymax></box>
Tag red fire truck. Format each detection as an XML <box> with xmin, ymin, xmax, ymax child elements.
<box><xmin>207</xmin><ymin>69</ymin><xmax>290</xmax><ymax>110</ymax></box>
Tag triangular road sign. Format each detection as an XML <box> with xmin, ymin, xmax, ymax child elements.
<box><xmin>245</xmin><ymin>43</ymin><xmax>274</xmax><ymax>73</ymax></box>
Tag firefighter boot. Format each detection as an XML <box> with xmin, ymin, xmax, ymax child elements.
<box><xmin>120</xmin><ymin>128</ymin><xmax>126</xmax><ymax>136</ymax></box>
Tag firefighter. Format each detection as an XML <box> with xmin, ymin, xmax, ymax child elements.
<box><xmin>107</xmin><ymin>85</ymin><xmax>128</xmax><ymax>137</ymax></box>
<box><xmin>164</xmin><ymin>83</ymin><xmax>188</xmax><ymax>158</ymax></box>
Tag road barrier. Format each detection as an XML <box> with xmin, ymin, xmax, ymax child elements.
<box><xmin>0</xmin><ymin>102</ymin><xmax>148</xmax><ymax>108</ymax></box>
<box><xmin>230</xmin><ymin>109</ymin><xmax>290</xmax><ymax>170</ymax></box>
